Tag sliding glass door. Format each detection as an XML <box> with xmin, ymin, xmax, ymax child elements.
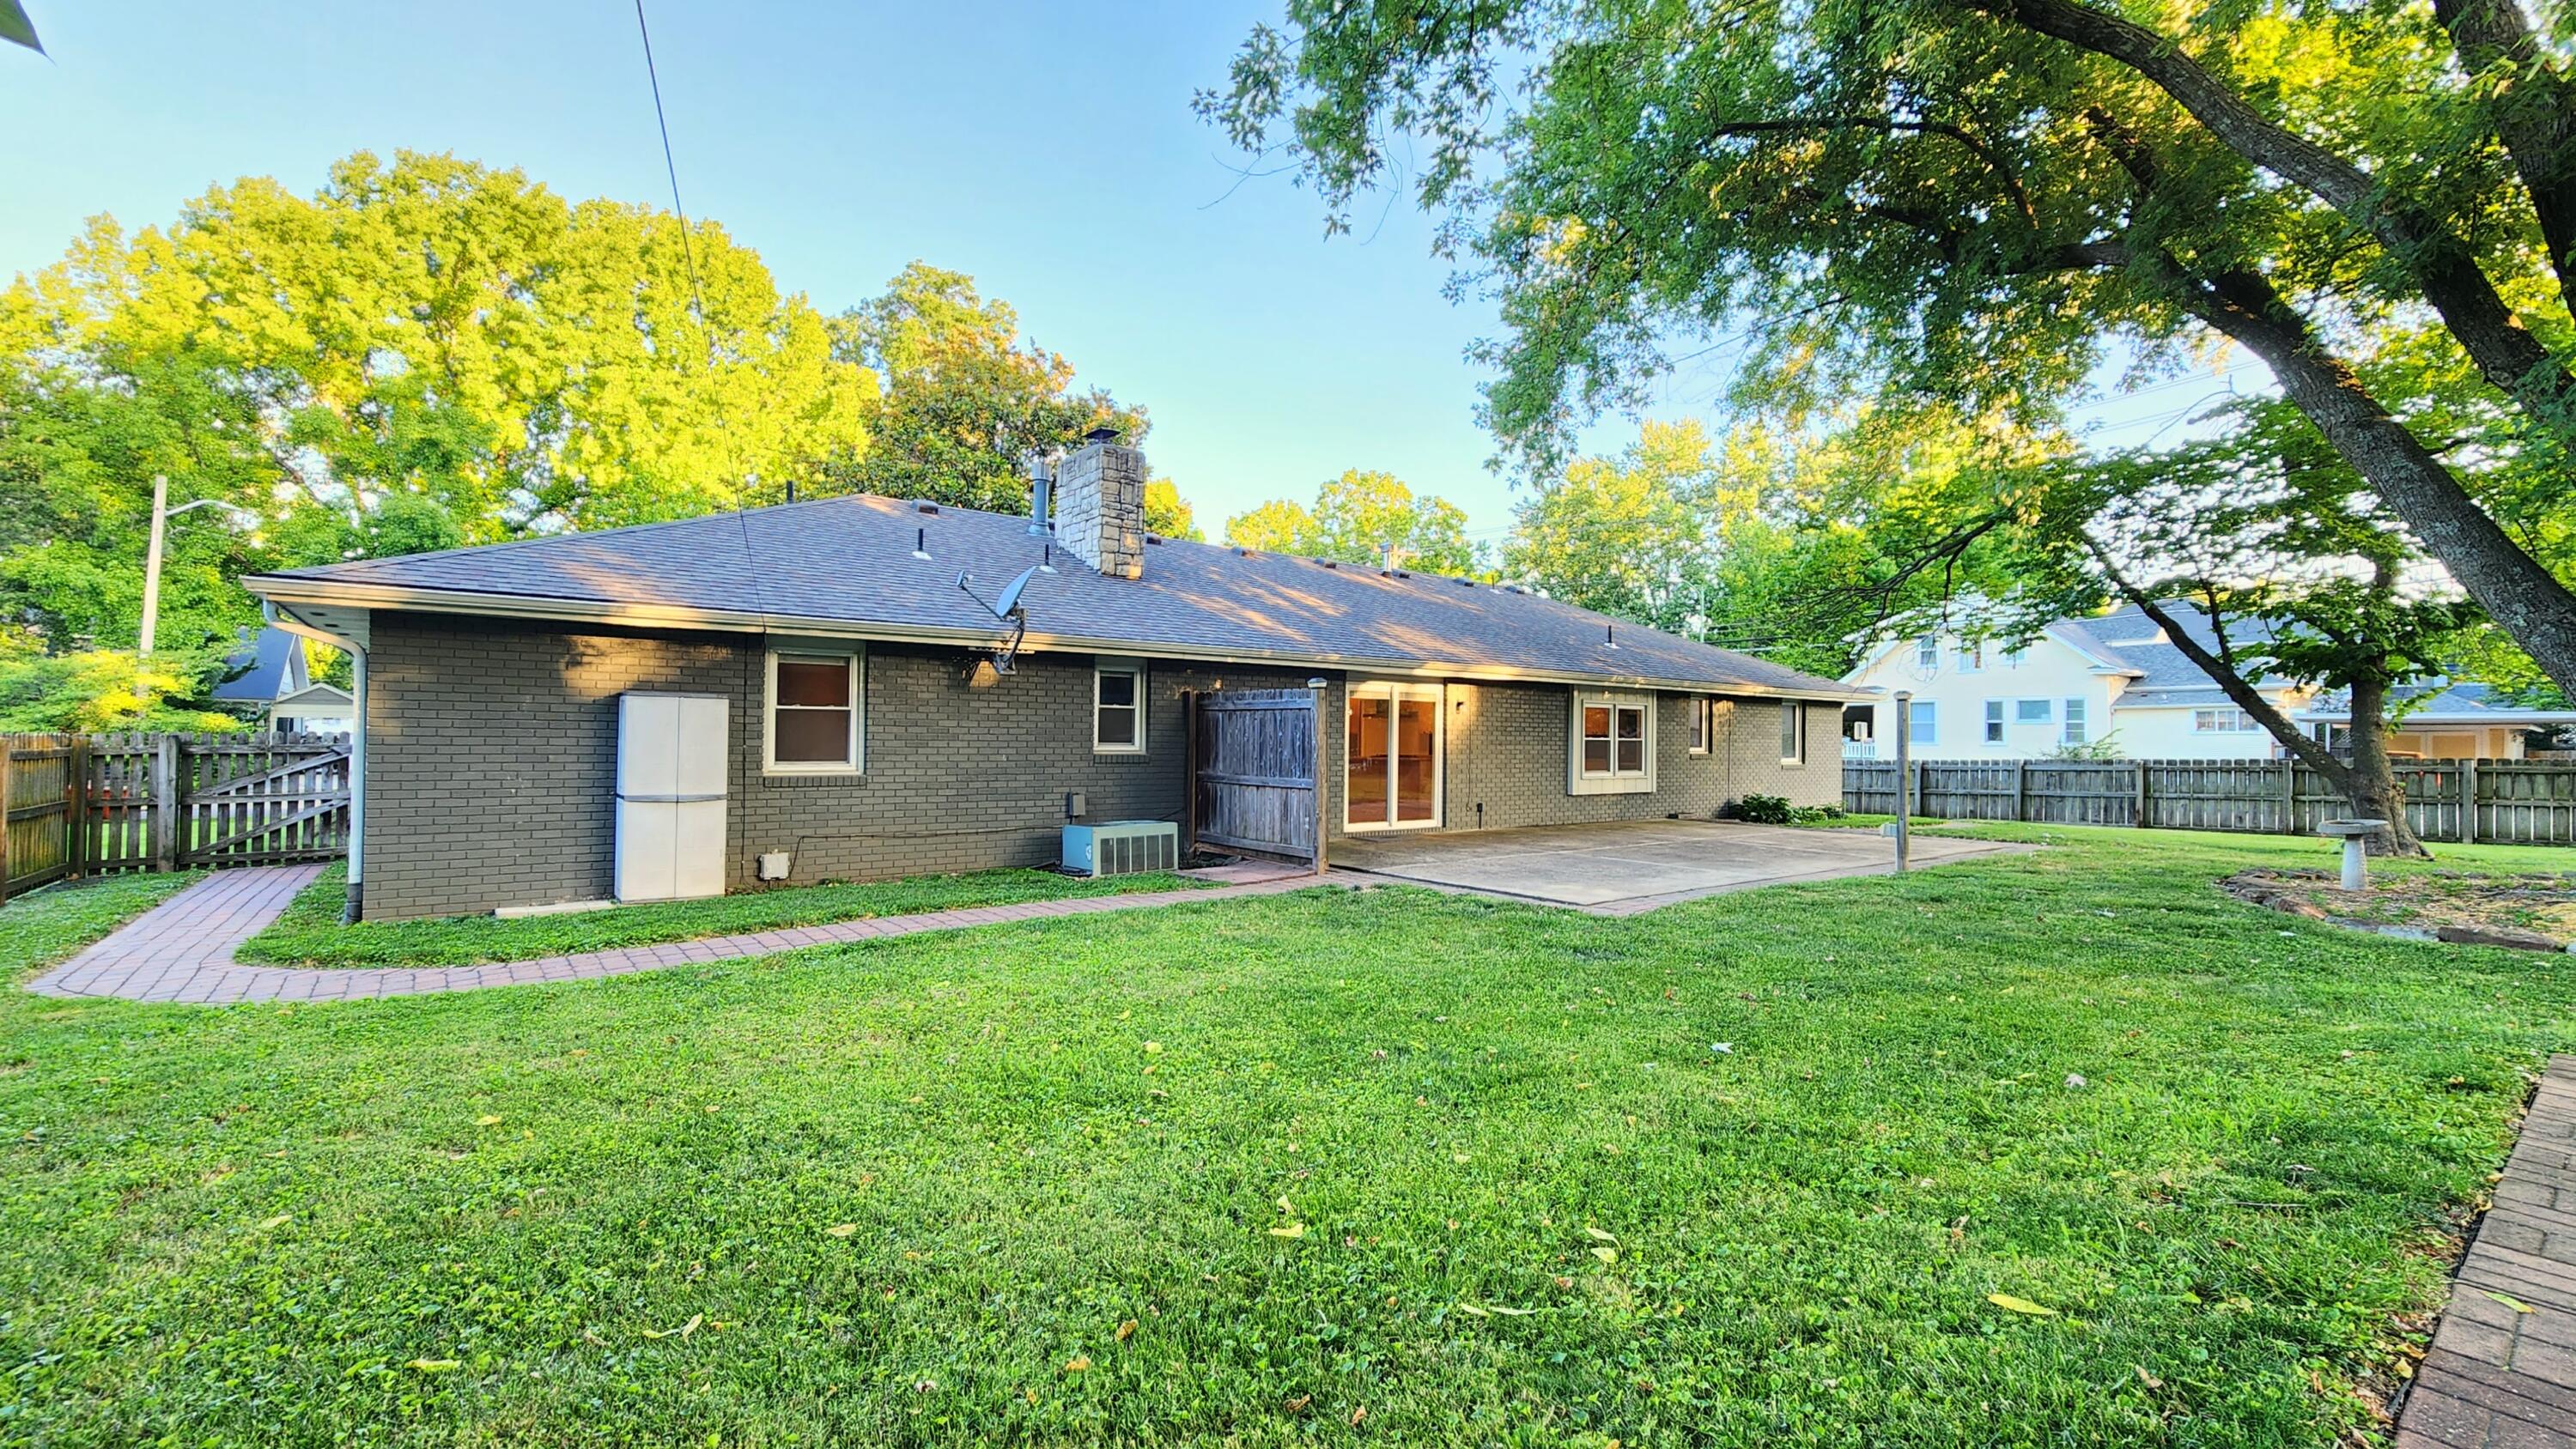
<box><xmin>1346</xmin><ymin>681</ymin><xmax>1443</xmax><ymax>830</ymax></box>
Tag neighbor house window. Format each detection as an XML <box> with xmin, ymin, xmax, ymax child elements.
<box><xmin>2063</xmin><ymin>698</ymin><xmax>2089</xmax><ymax>744</ymax></box>
<box><xmin>2003</xmin><ymin>645</ymin><xmax>2028</xmax><ymax>669</ymax></box>
<box><xmin>1984</xmin><ymin>700</ymin><xmax>2006</xmax><ymax>744</ymax></box>
<box><xmin>1959</xmin><ymin>642</ymin><xmax>1984</xmax><ymax>672</ymax></box>
<box><xmin>2193</xmin><ymin>706</ymin><xmax>2259</xmax><ymax>734</ymax></box>
<box><xmin>1094</xmin><ymin>660</ymin><xmax>1145</xmax><ymax>753</ymax></box>
<box><xmin>1778</xmin><ymin>701</ymin><xmax>1805</xmax><ymax>763</ymax></box>
<box><xmin>1570</xmin><ymin>692</ymin><xmax>1654</xmax><ymax>795</ymax></box>
<box><xmin>1908</xmin><ymin>700</ymin><xmax>1937</xmax><ymax>746</ymax></box>
<box><xmin>764</xmin><ymin>649</ymin><xmax>861</xmax><ymax>773</ymax></box>
<box><xmin>1916</xmin><ymin>637</ymin><xmax>1939</xmax><ymax>670</ymax></box>
<box><xmin>1690</xmin><ymin>697</ymin><xmax>1715</xmax><ymax>754</ymax></box>
<box><xmin>2014</xmin><ymin>698</ymin><xmax>2053</xmax><ymax>724</ymax></box>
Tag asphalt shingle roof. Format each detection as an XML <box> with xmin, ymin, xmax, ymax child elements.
<box><xmin>246</xmin><ymin>494</ymin><xmax>1850</xmax><ymax>697</ymax></box>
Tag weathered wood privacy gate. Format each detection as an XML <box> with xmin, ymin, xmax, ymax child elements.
<box><xmin>1844</xmin><ymin>756</ymin><xmax>2576</xmax><ymax>846</ymax></box>
<box><xmin>1187</xmin><ymin>689</ymin><xmax>1324</xmax><ymax>867</ymax></box>
<box><xmin>1</xmin><ymin>731</ymin><xmax>350</xmax><ymax>903</ymax></box>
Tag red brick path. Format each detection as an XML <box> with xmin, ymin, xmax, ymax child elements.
<box><xmin>2397</xmin><ymin>1053</ymin><xmax>2576</xmax><ymax>1448</ymax></box>
<box><xmin>25</xmin><ymin>860</ymin><xmax>1341</xmax><ymax>1005</ymax></box>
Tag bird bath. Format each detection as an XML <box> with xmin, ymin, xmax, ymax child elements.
<box><xmin>2317</xmin><ymin>819</ymin><xmax>2390</xmax><ymax>892</ymax></box>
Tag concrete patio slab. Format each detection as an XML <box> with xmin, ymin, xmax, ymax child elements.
<box><xmin>1328</xmin><ymin>819</ymin><xmax>2024</xmax><ymax>912</ymax></box>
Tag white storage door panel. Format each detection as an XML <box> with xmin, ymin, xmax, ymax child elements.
<box><xmin>615</xmin><ymin>799</ymin><xmax>678</xmax><ymax>902</ymax></box>
<box><xmin>671</xmin><ymin>797</ymin><xmax>726</xmax><ymax>900</ymax></box>
<box><xmin>617</xmin><ymin>694</ymin><xmax>681</xmax><ymax>798</ymax></box>
<box><xmin>673</xmin><ymin>695</ymin><xmax>729</xmax><ymax>799</ymax></box>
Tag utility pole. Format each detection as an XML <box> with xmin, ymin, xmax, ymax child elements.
<box><xmin>137</xmin><ymin>476</ymin><xmax>255</xmax><ymax>658</ymax></box>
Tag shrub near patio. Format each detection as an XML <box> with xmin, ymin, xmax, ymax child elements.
<box><xmin>1</xmin><ymin>827</ymin><xmax>2571</xmax><ymax>1446</ymax></box>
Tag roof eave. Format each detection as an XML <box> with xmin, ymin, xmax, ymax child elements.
<box><xmin>241</xmin><ymin>576</ymin><xmax>1872</xmax><ymax>702</ymax></box>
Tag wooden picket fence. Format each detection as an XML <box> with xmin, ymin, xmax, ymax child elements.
<box><xmin>0</xmin><ymin>731</ymin><xmax>349</xmax><ymax>904</ymax></box>
<box><xmin>1844</xmin><ymin>756</ymin><xmax>2576</xmax><ymax>846</ymax></box>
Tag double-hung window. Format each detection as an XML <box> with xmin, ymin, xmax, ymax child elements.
<box><xmin>1908</xmin><ymin>700</ymin><xmax>1937</xmax><ymax>746</ymax></box>
<box><xmin>1984</xmin><ymin>700</ymin><xmax>2006</xmax><ymax>745</ymax></box>
<box><xmin>1916</xmin><ymin>637</ymin><xmax>1940</xmax><ymax>670</ymax></box>
<box><xmin>765</xmin><ymin>649</ymin><xmax>861</xmax><ymax>773</ymax></box>
<box><xmin>1778</xmin><ymin>700</ymin><xmax>1805</xmax><ymax>764</ymax></box>
<box><xmin>1094</xmin><ymin>660</ymin><xmax>1145</xmax><ymax>753</ymax></box>
<box><xmin>2063</xmin><ymin>697</ymin><xmax>2089</xmax><ymax>745</ymax></box>
<box><xmin>1959</xmin><ymin>642</ymin><xmax>1984</xmax><ymax>672</ymax></box>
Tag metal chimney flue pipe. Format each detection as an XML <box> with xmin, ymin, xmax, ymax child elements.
<box><xmin>1024</xmin><ymin>448</ymin><xmax>1056</xmax><ymax>536</ymax></box>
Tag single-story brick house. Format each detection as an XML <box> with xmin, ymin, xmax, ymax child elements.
<box><xmin>245</xmin><ymin>434</ymin><xmax>1859</xmax><ymax>920</ymax></box>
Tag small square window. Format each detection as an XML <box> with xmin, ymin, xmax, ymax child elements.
<box><xmin>1095</xmin><ymin>661</ymin><xmax>1145</xmax><ymax>752</ymax></box>
<box><xmin>2014</xmin><ymin>699</ymin><xmax>2052</xmax><ymax>724</ymax></box>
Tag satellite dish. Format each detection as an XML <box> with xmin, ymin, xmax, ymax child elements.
<box><xmin>993</xmin><ymin>564</ymin><xmax>1039</xmax><ymax>621</ymax></box>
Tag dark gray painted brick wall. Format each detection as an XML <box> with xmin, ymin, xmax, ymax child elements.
<box><xmin>361</xmin><ymin>613</ymin><xmax>1836</xmax><ymax>919</ymax></box>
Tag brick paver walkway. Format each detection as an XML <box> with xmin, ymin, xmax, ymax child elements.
<box><xmin>26</xmin><ymin>861</ymin><xmax>1347</xmax><ymax>1006</ymax></box>
<box><xmin>2396</xmin><ymin>1052</ymin><xmax>2576</xmax><ymax>1448</ymax></box>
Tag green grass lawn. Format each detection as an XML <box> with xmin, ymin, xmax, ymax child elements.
<box><xmin>237</xmin><ymin>862</ymin><xmax>1203</xmax><ymax>967</ymax></box>
<box><xmin>3</xmin><ymin>827</ymin><xmax>2572</xmax><ymax>1446</ymax></box>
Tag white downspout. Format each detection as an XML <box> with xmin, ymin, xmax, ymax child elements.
<box><xmin>263</xmin><ymin>600</ymin><xmax>367</xmax><ymax>921</ymax></box>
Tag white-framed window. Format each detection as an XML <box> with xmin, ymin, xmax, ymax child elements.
<box><xmin>1570</xmin><ymin>690</ymin><xmax>1654</xmax><ymax>795</ymax></box>
<box><xmin>2063</xmin><ymin>697</ymin><xmax>2089</xmax><ymax>744</ymax></box>
<box><xmin>2014</xmin><ymin>698</ymin><xmax>2053</xmax><ymax>724</ymax></box>
<box><xmin>1689</xmin><ymin>696</ymin><xmax>1715</xmax><ymax>754</ymax></box>
<box><xmin>763</xmin><ymin>648</ymin><xmax>862</xmax><ymax>773</ymax></box>
<box><xmin>2003</xmin><ymin>645</ymin><xmax>2028</xmax><ymax>669</ymax></box>
<box><xmin>2193</xmin><ymin>706</ymin><xmax>2261</xmax><ymax>734</ymax></box>
<box><xmin>1908</xmin><ymin>700</ymin><xmax>1937</xmax><ymax>746</ymax></box>
<box><xmin>1959</xmin><ymin>642</ymin><xmax>1984</xmax><ymax>673</ymax></box>
<box><xmin>1093</xmin><ymin>658</ymin><xmax>1145</xmax><ymax>753</ymax></box>
<box><xmin>1984</xmin><ymin>699</ymin><xmax>2006</xmax><ymax>744</ymax></box>
<box><xmin>1916</xmin><ymin>636</ymin><xmax>1939</xmax><ymax>670</ymax></box>
<box><xmin>1778</xmin><ymin>700</ymin><xmax>1805</xmax><ymax>764</ymax></box>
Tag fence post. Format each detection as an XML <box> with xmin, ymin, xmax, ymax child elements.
<box><xmin>2279</xmin><ymin>758</ymin><xmax>2298</xmax><ymax>834</ymax></box>
<box><xmin>0</xmin><ymin>738</ymin><xmax>14</xmax><ymax>905</ymax></box>
<box><xmin>152</xmin><ymin>734</ymin><xmax>179</xmax><ymax>873</ymax></box>
<box><xmin>1180</xmin><ymin>690</ymin><xmax>1199</xmax><ymax>858</ymax></box>
<box><xmin>2459</xmin><ymin>758</ymin><xmax>2478</xmax><ymax>845</ymax></box>
<box><xmin>2013</xmin><ymin>759</ymin><xmax>2028</xmax><ymax>822</ymax></box>
<box><xmin>2133</xmin><ymin>761</ymin><xmax>2150</xmax><ymax>828</ymax></box>
<box><xmin>66</xmin><ymin>737</ymin><xmax>88</xmax><ymax>879</ymax></box>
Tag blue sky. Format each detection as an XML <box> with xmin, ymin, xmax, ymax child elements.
<box><xmin>0</xmin><ymin>1</ymin><xmax>2249</xmax><ymax>540</ymax></box>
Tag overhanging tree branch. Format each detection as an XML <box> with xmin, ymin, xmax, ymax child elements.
<box><xmin>2435</xmin><ymin>0</ymin><xmax>2576</xmax><ymax>322</ymax></box>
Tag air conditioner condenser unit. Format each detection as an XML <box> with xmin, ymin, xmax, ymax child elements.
<box><xmin>1061</xmin><ymin>820</ymin><xmax>1179</xmax><ymax>877</ymax></box>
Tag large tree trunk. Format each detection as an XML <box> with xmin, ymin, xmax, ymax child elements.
<box><xmin>2159</xmin><ymin>264</ymin><xmax>2576</xmax><ymax>697</ymax></box>
<box><xmin>2337</xmin><ymin>673</ymin><xmax>2427</xmax><ymax>858</ymax></box>
<box><xmin>2434</xmin><ymin>0</ymin><xmax>2576</xmax><ymax>323</ymax></box>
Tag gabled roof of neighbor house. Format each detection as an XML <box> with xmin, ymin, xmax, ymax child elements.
<box><xmin>209</xmin><ymin>625</ymin><xmax>309</xmax><ymax>703</ymax></box>
<box><xmin>245</xmin><ymin>494</ymin><xmax>1858</xmax><ymax>699</ymax></box>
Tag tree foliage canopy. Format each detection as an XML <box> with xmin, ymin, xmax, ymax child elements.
<box><xmin>1203</xmin><ymin>0</ymin><xmax>2576</xmax><ymax>691</ymax></box>
<box><xmin>1224</xmin><ymin>469</ymin><xmax>1483</xmax><ymax>573</ymax></box>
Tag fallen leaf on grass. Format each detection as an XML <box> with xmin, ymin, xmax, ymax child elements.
<box><xmin>1456</xmin><ymin>1300</ymin><xmax>1536</xmax><ymax>1318</ymax></box>
<box><xmin>640</xmin><ymin>1314</ymin><xmax>703</xmax><ymax>1340</ymax></box>
<box><xmin>1591</xmin><ymin>1246</ymin><xmax>1619</xmax><ymax>1265</ymax></box>
<box><xmin>1064</xmin><ymin>1355</ymin><xmax>1091</xmax><ymax>1372</ymax></box>
<box><xmin>1116</xmin><ymin>1319</ymin><xmax>1136</xmax><ymax>1341</ymax></box>
<box><xmin>406</xmin><ymin>1358</ymin><xmax>459</xmax><ymax>1373</ymax></box>
<box><xmin>2482</xmin><ymin>1289</ymin><xmax>2536</xmax><ymax>1314</ymax></box>
<box><xmin>1987</xmin><ymin>1294</ymin><xmax>2058</xmax><ymax>1317</ymax></box>
<box><xmin>1143</xmin><ymin>1040</ymin><xmax>1162</xmax><ymax>1054</ymax></box>
<box><xmin>1269</xmin><ymin>1222</ymin><xmax>1306</xmax><ymax>1239</ymax></box>
<box><xmin>1285</xmin><ymin>1394</ymin><xmax>1311</xmax><ymax>1413</ymax></box>
<box><xmin>1583</xmin><ymin>1227</ymin><xmax>1619</xmax><ymax>1244</ymax></box>
<box><xmin>826</xmin><ymin>1223</ymin><xmax>857</xmax><ymax>1238</ymax></box>
<box><xmin>1275</xmin><ymin>1195</ymin><xmax>1296</xmax><ymax>1216</ymax></box>
<box><xmin>1351</xmin><ymin>1405</ymin><xmax>1367</xmax><ymax>1426</ymax></box>
<box><xmin>2136</xmin><ymin>1365</ymin><xmax>2164</xmax><ymax>1390</ymax></box>
<box><xmin>255</xmin><ymin>1214</ymin><xmax>291</xmax><ymax>1231</ymax></box>
<box><xmin>475</xmin><ymin>1114</ymin><xmax>502</xmax><ymax>1126</ymax></box>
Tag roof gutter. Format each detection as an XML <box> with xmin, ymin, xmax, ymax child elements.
<box><xmin>242</xmin><ymin>575</ymin><xmax>1873</xmax><ymax>703</ymax></box>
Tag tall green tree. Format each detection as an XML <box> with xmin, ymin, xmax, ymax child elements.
<box><xmin>826</xmin><ymin>263</ymin><xmax>1146</xmax><ymax>513</ymax></box>
<box><xmin>1202</xmin><ymin>0</ymin><xmax>2576</xmax><ymax>694</ymax></box>
<box><xmin>1224</xmin><ymin>469</ymin><xmax>1482</xmax><ymax>573</ymax></box>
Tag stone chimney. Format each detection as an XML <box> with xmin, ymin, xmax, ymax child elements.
<box><xmin>1052</xmin><ymin>426</ymin><xmax>1145</xmax><ymax>579</ymax></box>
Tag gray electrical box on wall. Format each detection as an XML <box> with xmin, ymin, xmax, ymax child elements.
<box><xmin>1065</xmin><ymin>791</ymin><xmax>1087</xmax><ymax>818</ymax></box>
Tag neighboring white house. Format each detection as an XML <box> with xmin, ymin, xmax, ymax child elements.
<box><xmin>1840</xmin><ymin>603</ymin><xmax>2573</xmax><ymax>761</ymax></box>
<box><xmin>213</xmin><ymin>625</ymin><xmax>352</xmax><ymax>735</ymax></box>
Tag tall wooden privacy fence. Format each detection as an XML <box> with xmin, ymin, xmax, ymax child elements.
<box><xmin>1</xmin><ymin>732</ymin><xmax>349</xmax><ymax>903</ymax></box>
<box><xmin>1844</xmin><ymin>757</ymin><xmax>2576</xmax><ymax>845</ymax></box>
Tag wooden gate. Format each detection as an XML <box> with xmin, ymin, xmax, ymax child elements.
<box><xmin>0</xmin><ymin>731</ymin><xmax>349</xmax><ymax>904</ymax></box>
<box><xmin>1</xmin><ymin>735</ymin><xmax>80</xmax><ymax>903</ymax></box>
<box><xmin>1189</xmin><ymin>689</ymin><xmax>1323</xmax><ymax>867</ymax></box>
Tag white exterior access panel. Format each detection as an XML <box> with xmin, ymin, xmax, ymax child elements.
<box><xmin>616</xmin><ymin>693</ymin><xmax>728</xmax><ymax>903</ymax></box>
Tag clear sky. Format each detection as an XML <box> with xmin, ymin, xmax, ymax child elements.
<box><xmin>0</xmin><ymin>1</ymin><xmax>2252</xmax><ymax>541</ymax></box>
